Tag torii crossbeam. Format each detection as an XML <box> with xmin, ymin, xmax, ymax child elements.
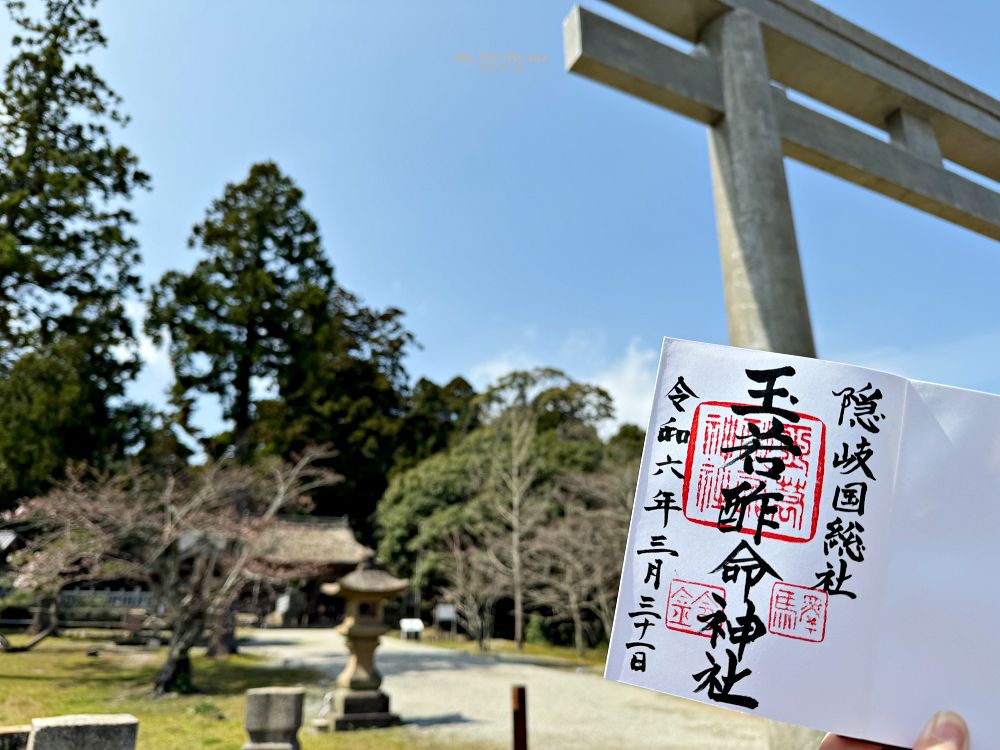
<box><xmin>563</xmin><ymin>0</ymin><xmax>1000</xmax><ymax>356</ymax></box>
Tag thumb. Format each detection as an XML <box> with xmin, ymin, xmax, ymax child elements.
<box><xmin>914</xmin><ymin>712</ymin><xmax>968</xmax><ymax>750</ymax></box>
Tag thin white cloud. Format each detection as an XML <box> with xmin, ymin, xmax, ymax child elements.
<box><xmin>468</xmin><ymin>349</ymin><xmax>540</xmax><ymax>391</ymax></box>
<box><xmin>558</xmin><ymin>329</ymin><xmax>608</xmax><ymax>363</ymax></box>
<box><xmin>467</xmin><ymin>336</ymin><xmax>661</xmax><ymax>437</ymax></box>
<box><xmin>590</xmin><ymin>340</ymin><xmax>658</xmax><ymax>436</ymax></box>
<box><xmin>828</xmin><ymin>327</ymin><xmax>1000</xmax><ymax>394</ymax></box>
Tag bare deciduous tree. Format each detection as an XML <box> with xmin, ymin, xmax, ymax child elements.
<box><xmin>553</xmin><ymin>462</ymin><xmax>637</xmax><ymax>639</ymax></box>
<box><xmin>478</xmin><ymin>368</ymin><xmax>614</xmax><ymax>650</ymax></box>
<box><xmin>525</xmin><ymin>510</ymin><xmax>612</xmax><ymax>657</ymax></box>
<box><xmin>439</xmin><ymin>531</ymin><xmax>502</xmax><ymax>651</ymax></box>
<box><xmin>483</xmin><ymin>403</ymin><xmax>544</xmax><ymax>651</ymax></box>
<box><xmin>6</xmin><ymin>447</ymin><xmax>338</xmax><ymax>694</ymax></box>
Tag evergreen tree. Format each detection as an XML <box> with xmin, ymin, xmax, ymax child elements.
<box><xmin>150</xmin><ymin>162</ymin><xmax>414</xmax><ymax>534</ymax></box>
<box><xmin>391</xmin><ymin>376</ymin><xmax>480</xmax><ymax>474</ymax></box>
<box><xmin>0</xmin><ymin>0</ymin><xmax>149</xmax><ymax>504</ymax></box>
<box><xmin>253</xmin><ymin>289</ymin><xmax>413</xmax><ymax>534</ymax></box>
<box><xmin>147</xmin><ymin>161</ymin><xmax>340</xmax><ymax>455</ymax></box>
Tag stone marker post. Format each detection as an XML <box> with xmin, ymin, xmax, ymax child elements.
<box><xmin>242</xmin><ymin>687</ymin><xmax>305</xmax><ymax>750</ymax></box>
<box><xmin>26</xmin><ymin>714</ymin><xmax>138</xmax><ymax>750</ymax></box>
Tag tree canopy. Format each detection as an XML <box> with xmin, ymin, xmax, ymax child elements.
<box><xmin>147</xmin><ymin>161</ymin><xmax>340</xmax><ymax>453</ymax></box>
<box><xmin>148</xmin><ymin>160</ymin><xmax>422</xmax><ymax>533</ymax></box>
<box><xmin>0</xmin><ymin>0</ymin><xmax>149</xmax><ymax>505</ymax></box>
<box><xmin>376</xmin><ymin>369</ymin><xmax>618</xmax><ymax>598</ymax></box>
<box><xmin>0</xmin><ymin>0</ymin><xmax>652</xmax><ymax>667</ymax></box>
<box><xmin>9</xmin><ymin>448</ymin><xmax>339</xmax><ymax>694</ymax></box>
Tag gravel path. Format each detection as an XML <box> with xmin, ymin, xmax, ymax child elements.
<box><xmin>241</xmin><ymin>629</ymin><xmax>823</xmax><ymax>750</ymax></box>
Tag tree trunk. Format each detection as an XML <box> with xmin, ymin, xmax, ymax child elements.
<box><xmin>572</xmin><ymin>607</ymin><xmax>585</xmax><ymax>658</ymax></box>
<box><xmin>27</xmin><ymin>598</ymin><xmax>58</xmax><ymax>636</ymax></box>
<box><xmin>477</xmin><ymin>624</ymin><xmax>489</xmax><ymax>652</ymax></box>
<box><xmin>512</xmin><ymin>506</ymin><xmax>523</xmax><ymax>650</ymax></box>
<box><xmin>595</xmin><ymin>595</ymin><xmax>615</xmax><ymax>645</ymax></box>
<box><xmin>232</xmin><ymin>253</ymin><xmax>263</xmax><ymax>462</ymax></box>
<box><xmin>205</xmin><ymin>609</ymin><xmax>238</xmax><ymax>657</ymax></box>
<box><xmin>513</xmin><ymin>575</ymin><xmax>523</xmax><ymax>650</ymax></box>
<box><xmin>477</xmin><ymin>604</ymin><xmax>494</xmax><ymax>652</ymax></box>
<box><xmin>154</xmin><ymin>617</ymin><xmax>204</xmax><ymax>695</ymax></box>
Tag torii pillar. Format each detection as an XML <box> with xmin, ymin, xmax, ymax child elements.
<box><xmin>703</xmin><ymin>10</ymin><xmax>816</xmax><ymax>358</ymax></box>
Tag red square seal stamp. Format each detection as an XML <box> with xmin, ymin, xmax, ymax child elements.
<box><xmin>682</xmin><ymin>401</ymin><xmax>826</xmax><ymax>543</ymax></box>
<box><xmin>666</xmin><ymin>579</ymin><xmax>725</xmax><ymax>637</ymax></box>
<box><xmin>769</xmin><ymin>582</ymin><xmax>828</xmax><ymax>642</ymax></box>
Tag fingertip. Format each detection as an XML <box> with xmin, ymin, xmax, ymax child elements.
<box><xmin>915</xmin><ymin>711</ymin><xmax>968</xmax><ymax>750</ymax></box>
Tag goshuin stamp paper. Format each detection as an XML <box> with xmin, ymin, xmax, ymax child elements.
<box><xmin>606</xmin><ymin>338</ymin><xmax>1000</xmax><ymax>747</ymax></box>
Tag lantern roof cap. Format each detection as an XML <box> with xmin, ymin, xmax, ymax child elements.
<box><xmin>323</xmin><ymin>561</ymin><xmax>408</xmax><ymax>597</ymax></box>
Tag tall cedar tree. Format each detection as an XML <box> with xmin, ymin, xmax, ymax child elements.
<box><xmin>0</xmin><ymin>0</ymin><xmax>149</xmax><ymax>505</ymax></box>
<box><xmin>149</xmin><ymin>162</ymin><xmax>413</xmax><ymax>532</ymax></box>
<box><xmin>147</xmin><ymin>162</ymin><xmax>339</xmax><ymax>453</ymax></box>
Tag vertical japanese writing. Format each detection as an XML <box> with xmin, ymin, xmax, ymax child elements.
<box><xmin>690</xmin><ymin>367</ymin><xmax>801</xmax><ymax>709</ymax></box>
<box><xmin>627</xmin><ymin>375</ymin><xmax>698</xmax><ymax>673</ymax></box>
<box><xmin>815</xmin><ymin>383</ymin><xmax>887</xmax><ymax>598</ymax></box>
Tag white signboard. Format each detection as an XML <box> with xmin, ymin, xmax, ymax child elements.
<box><xmin>400</xmin><ymin>618</ymin><xmax>425</xmax><ymax>634</ymax></box>
<box><xmin>607</xmin><ymin>337</ymin><xmax>999</xmax><ymax>747</ymax></box>
<box><xmin>434</xmin><ymin>603</ymin><xmax>457</xmax><ymax>622</ymax></box>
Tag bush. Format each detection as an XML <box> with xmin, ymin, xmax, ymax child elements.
<box><xmin>525</xmin><ymin>613</ymin><xmax>547</xmax><ymax>645</ymax></box>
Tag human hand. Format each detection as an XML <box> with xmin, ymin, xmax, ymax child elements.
<box><xmin>819</xmin><ymin>712</ymin><xmax>968</xmax><ymax>750</ymax></box>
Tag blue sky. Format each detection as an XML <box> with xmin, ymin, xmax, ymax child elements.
<box><xmin>11</xmin><ymin>0</ymin><xmax>999</xmax><ymax>433</ymax></box>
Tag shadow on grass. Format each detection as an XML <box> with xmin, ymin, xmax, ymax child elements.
<box><xmin>191</xmin><ymin>656</ymin><xmax>321</xmax><ymax>696</ymax></box>
<box><xmin>0</xmin><ymin>640</ymin><xmax>324</xmax><ymax>698</ymax></box>
<box><xmin>234</xmin><ymin>637</ymin><xmax>297</xmax><ymax>648</ymax></box>
<box><xmin>404</xmin><ymin>713</ymin><xmax>473</xmax><ymax>728</ymax></box>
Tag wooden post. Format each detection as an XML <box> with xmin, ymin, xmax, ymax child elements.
<box><xmin>512</xmin><ymin>685</ymin><xmax>527</xmax><ymax>750</ymax></box>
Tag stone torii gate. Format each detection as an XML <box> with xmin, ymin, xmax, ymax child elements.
<box><xmin>563</xmin><ymin>0</ymin><xmax>1000</xmax><ymax>358</ymax></box>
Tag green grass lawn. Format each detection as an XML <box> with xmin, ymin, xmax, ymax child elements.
<box><xmin>0</xmin><ymin>635</ymin><xmax>484</xmax><ymax>750</ymax></box>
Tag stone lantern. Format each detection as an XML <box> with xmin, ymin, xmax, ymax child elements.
<box><xmin>312</xmin><ymin>562</ymin><xmax>408</xmax><ymax>731</ymax></box>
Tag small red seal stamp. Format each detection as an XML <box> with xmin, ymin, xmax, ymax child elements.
<box><xmin>682</xmin><ymin>401</ymin><xmax>826</xmax><ymax>543</ymax></box>
<box><xmin>768</xmin><ymin>582</ymin><xmax>828</xmax><ymax>642</ymax></box>
<box><xmin>666</xmin><ymin>579</ymin><xmax>725</xmax><ymax>637</ymax></box>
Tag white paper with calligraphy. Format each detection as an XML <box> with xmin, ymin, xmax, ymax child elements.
<box><xmin>606</xmin><ymin>338</ymin><xmax>1000</xmax><ymax>747</ymax></box>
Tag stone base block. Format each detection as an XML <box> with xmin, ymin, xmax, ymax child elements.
<box><xmin>312</xmin><ymin>690</ymin><xmax>401</xmax><ymax>733</ymax></box>
<box><xmin>333</xmin><ymin>712</ymin><xmax>401</xmax><ymax>731</ymax></box>
<box><xmin>311</xmin><ymin>713</ymin><xmax>401</xmax><ymax>732</ymax></box>
<box><xmin>27</xmin><ymin>714</ymin><xmax>138</xmax><ymax>750</ymax></box>
<box><xmin>336</xmin><ymin>690</ymin><xmax>389</xmax><ymax>716</ymax></box>
<box><xmin>243</xmin><ymin>687</ymin><xmax>303</xmax><ymax>750</ymax></box>
<box><xmin>0</xmin><ymin>726</ymin><xmax>31</xmax><ymax>750</ymax></box>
